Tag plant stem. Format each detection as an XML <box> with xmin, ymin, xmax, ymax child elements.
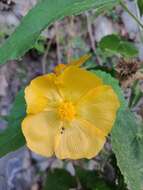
<box><xmin>85</xmin><ymin>12</ymin><xmax>96</xmax><ymax>53</ymax></box>
<box><xmin>120</xmin><ymin>0</ymin><xmax>143</xmax><ymax>29</ymax></box>
<box><xmin>42</xmin><ymin>39</ymin><xmax>52</xmax><ymax>74</ymax></box>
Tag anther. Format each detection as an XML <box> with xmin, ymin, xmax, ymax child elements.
<box><xmin>58</xmin><ymin>101</ymin><xmax>76</xmax><ymax>121</ymax></box>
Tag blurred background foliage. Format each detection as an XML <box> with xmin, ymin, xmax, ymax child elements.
<box><xmin>0</xmin><ymin>0</ymin><xmax>143</xmax><ymax>189</ymax></box>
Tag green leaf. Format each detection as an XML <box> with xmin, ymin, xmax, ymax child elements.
<box><xmin>92</xmin><ymin>70</ymin><xmax>143</xmax><ymax>190</ymax></box>
<box><xmin>112</xmin><ymin>110</ymin><xmax>143</xmax><ymax>190</ymax></box>
<box><xmin>0</xmin><ymin>0</ymin><xmax>119</xmax><ymax>65</ymax></box>
<box><xmin>99</xmin><ymin>34</ymin><xmax>138</xmax><ymax>58</ymax></box>
<box><xmin>0</xmin><ymin>90</ymin><xmax>26</xmax><ymax>157</ymax></box>
<box><xmin>138</xmin><ymin>0</ymin><xmax>143</xmax><ymax>15</ymax></box>
<box><xmin>118</xmin><ymin>41</ymin><xmax>139</xmax><ymax>58</ymax></box>
<box><xmin>99</xmin><ymin>34</ymin><xmax>120</xmax><ymax>52</ymax></box>
<box><xmin>129</xmin><ymin>80</ymin><xmax>143</xmax><ymax>108</ymax></box>
<box><xmin>43</xmin><ymin>169</ymin><xmax>76</xmax><ymax>190</ymax></box>
<box><xmin>76</xmin><ymin>167</ymin><xmax>115</xmax><ymax>190</ymax></box>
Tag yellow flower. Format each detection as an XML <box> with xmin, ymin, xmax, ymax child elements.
<box><xmin>22</xmin><ymin>57</ymin><xmax>120</xmax><ymax>159</ymax></box>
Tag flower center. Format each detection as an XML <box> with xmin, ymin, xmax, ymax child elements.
<box><xmin>58</xmin><ymin>101</ymin><xmax>76</xmax><ymax>121</ymax></box>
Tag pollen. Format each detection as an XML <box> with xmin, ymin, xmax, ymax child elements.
<box><xmin>58</xmin><ymin>101</ymin><xmax>76</xmax><ymax>121</ymax></box>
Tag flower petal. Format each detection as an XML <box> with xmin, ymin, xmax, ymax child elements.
<box><xmin>22</xmin><ymin>111</ymin><xmax>60</xmax><ymax>157</ymax></box>
<box><xmin>68</xmin><ymin>54</ymin><xmax>91</xmax><ymax>67</ymax></box>
<box><xmin>54</xmin><ymin>119</ymin><xmax>106</xmax><ymax>159</ymax></box>
<box><xmin>25</xmin><ymin>74</ymin><xmax>62</xmax><ymax>114</ymax></box>
<box><xmin>77</xmin><ymin>85</ymin><xmax>120</xmax><ymax>135</ymax></box>
<box><xmin>53</xmin><ymin>54</ymin><xmax>91</xmax><ymax>75</ymax></box>
<box><xmin>58</xmin><ymin>66</ymin><xmax>102</xmax><ymax>102</ymax></box>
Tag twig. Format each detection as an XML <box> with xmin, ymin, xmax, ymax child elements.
<box><xmin>67</xmin><ymin>16</ymin><xmax>75</xmax><ymax>63</ymax></box>
<box><xmin>42</xmin><ymin>39</ymin><xmax>52</xmax><ymax>74</ymax></box>
<box><xmin>120</xmin><ymin>0</ymin><xmax>143</xmax><ymax>29</ymax></box>
<box><xmin>85</xmin><ymin>12</ymin><xmax>96</xmax><ymax>53</ymax></box>
<box><xmin>55</xmin><ymin>22</ymin><xmax>62</xmax><ymax>64</ymax></box>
